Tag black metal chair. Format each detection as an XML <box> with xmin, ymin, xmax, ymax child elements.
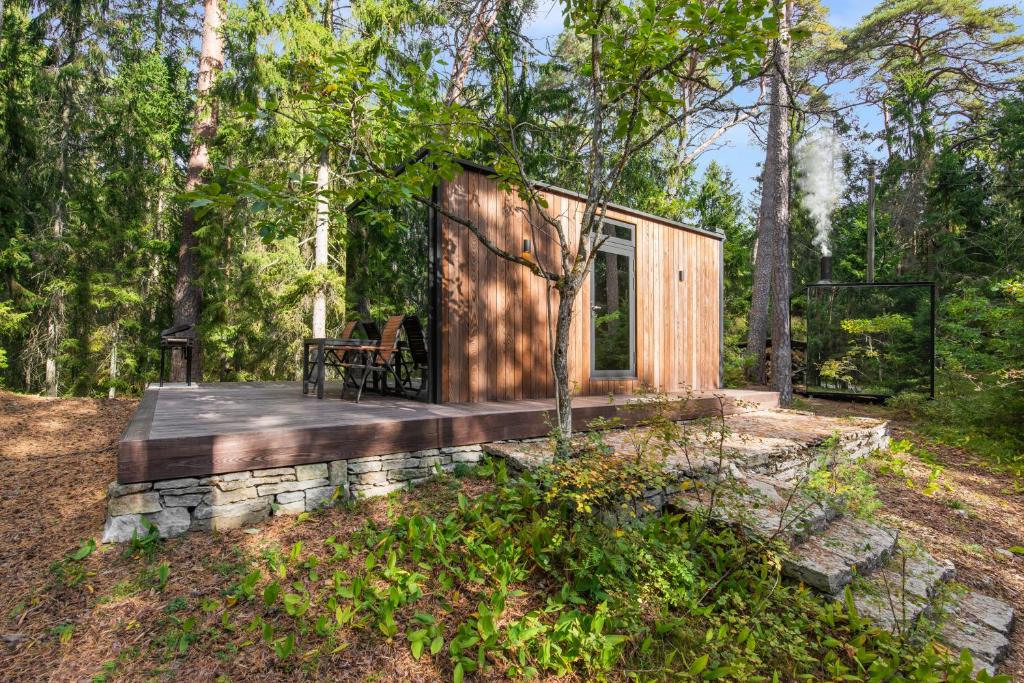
<box><xmin>159</xmin><ymin>324</ymin><xmax>195</xmax><ymax>386</ymax></box>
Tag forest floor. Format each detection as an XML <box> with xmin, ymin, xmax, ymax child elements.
<box><xmin>0</xmin><ymin>389</ymin><xmax>1020</xmax><ymax>681</ymax></box>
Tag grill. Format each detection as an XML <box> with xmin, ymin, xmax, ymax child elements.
<box><xmin>159</xmin><ymin>323</ymin><xmax>195</xmax><ymax>386</ymax></box>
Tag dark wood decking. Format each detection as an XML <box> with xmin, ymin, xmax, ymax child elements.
<box><xmin>117</xmin><ymin>382</ymin><xmax>779</xmax><ymax>483</ymax></box>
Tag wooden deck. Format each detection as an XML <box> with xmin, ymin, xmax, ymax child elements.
<box><xmin>117</xmin><ymin>382</ymin><xmax>778</xmax><ymax>483</ymax></box>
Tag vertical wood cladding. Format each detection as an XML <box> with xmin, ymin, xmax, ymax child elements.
<box><xmin>439</xmin><ymin>167</ymin><xmax>722</xmax><ymax>403</ymax></box>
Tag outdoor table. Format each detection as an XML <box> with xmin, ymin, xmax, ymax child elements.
<box><xmin>303</xmin><ymin>337</ymin><xmax>376</xmax><ymax>399</ymax></box>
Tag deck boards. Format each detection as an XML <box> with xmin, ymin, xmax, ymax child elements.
<box><xmin>117</xmin><ymin>382</ymin><xmax>779</xmax><ymax>483</ymax></box>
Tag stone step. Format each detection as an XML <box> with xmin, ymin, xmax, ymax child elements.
<box><xmin>833</xmin><ymin>551</ymin><xmax>955</xmax><ymax>633</ymax></box>
<box><xmin>935</xmin><ymin>590</ymin><xmax>1015</xmax><ymax>675</ymax></box>
<box><xmin>783</xmin><ymin>517</ymin><xmax>899</xmax><ymax>593</ymax></box>
<box><xmin>668</xmin><ymin>476</ymin><xmax>841</xmax><ymax>547</ymax></box>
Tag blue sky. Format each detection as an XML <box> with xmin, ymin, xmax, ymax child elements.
<box><xmin>522</xmin><ymin>1</ymin><xmax>881</xmax><ymax>209</ymax></box>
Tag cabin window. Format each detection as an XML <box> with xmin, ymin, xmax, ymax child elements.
<box><xmin>591</xmin><ymin>219</ymin><xmax>636</xmax><ymax>378</ymax></box>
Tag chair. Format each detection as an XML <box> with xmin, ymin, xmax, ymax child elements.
<box><xmin>340</xmin><ymin>315</ymin><xmax>406</xmax><ymax>403</ymax></box>
<box><xmin>302</xmin><ymin>320</ymin><xmax>382</xmax><ymax>398</ymax></box>
<box><xmin>394</xmin><ymin>315</ymin><xmax>429</xmax><ymax>396</ymax></box>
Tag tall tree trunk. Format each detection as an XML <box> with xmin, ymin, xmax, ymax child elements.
<box><xmin>312</xmin><ymin>146</ymin><xmax>329</xmax><ymax>338</ymax></box>
<box><xmin>108</xmin><ymin>324</ymin><xmax>118</xmax><ymax>399</ymax></box>
<box><xmin>445</xmin><ymin>0</ymin><xmax>503</xmax><ymax>105</ymax></box>
<box><xmin>172</xmin><ymin>0</ymin><xmax>223</xmax><ymax>382</ymax></box>
<box><xmin>44</xmin><ymin>2</ymin><xmax>83</xmax><ymax>396</ymax></box>
<box><xmin>769</xmin><ymin>0</ymin><xmax>793</xmax><ymax>406</ymax></box>
<box><xmin>745</xmin><ymin>10</ymin><xmax>790</xmax><ymax>386</ymax></box>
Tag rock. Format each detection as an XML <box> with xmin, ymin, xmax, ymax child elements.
<box><xmin>940</xmin><ymin>618</ymin><xmax>1010</xmax><ymax>666</ymax></box>
<box><xmin>159</xmin><ymin>485</ymin><xmax>211</xmax><ymax>496</ymax></box>
<box><xmin>192</xmin><ymin>506</ymin><xmax>270</xmax><ymax>531</ymax></box>
<box><xmin>784</xmin><ymin>546</ymin><xmax>853</xmax><ymax>593</ymax></box>
<box><xmin>108</xmin><ymin>491</ymin><xmax>162</xmax><ymax>516</ymax></box>
<box><xmin>960</xmin><ymin>591</ymin><xmax>1015</xmax><ymax>635</ymax></box>
<box><xmin>381</xmin><ymin>457</ymin><xmax>422</xmax><ymax>471</ymax></box>
<box><xmin>199</xmin><ymin>471</ymin><xmax>252</xmax><ymax>485</ymax></box>
<box><xmin>162</xmin><ymin>493</ymin><xmax>204</xmax><ymax>507</ymax></box>
<box><xmin>419</xmin><ymin>456</ymin><xmax>449</xmax><ymax>468</ymax></box>
<box><xmin>328</xmin><ymin>460</ymin><xmax>348</xmax><ymax>487</ymax></box>
<box><xmin>217</xmin><ymin>478</ymin><xmax>268</xmax><ymax>491</ymax></box>
<box><xmin>350</xmin><ymin>482</ymin><xmax>408</xmax><ymax>498</ymax></box>
<box><xmin>379</xmin><ymin>452</ymin><xmax>411</xmax><ymax>462</ymax></box>
<box><xmin>275</xmin><ymin>491</ymin><xmax>305</xmax><ymax>504</ymax></box>
<box><xmin>451</xmin><ymin>451</ymin><xmax>482</xmax><ymax>463</ymax></box>
<box><xmin>295</xmin><ymin>463</ymin><xmax>328</xmax><ymax>481</ymax></box>
<box><xmin>351</xmin><ymin>471</ymin><xmax>389</xmax><ymax>486</ymax></box>
<box><xmin>442</xmin><ymin>445</ymin><xmax>482</xmax><ymax>454</ymax></box>
<box><xmin>102</xmin><ymin>514</ymin><xmax>145</xmax><ymax>543</ymax></box>
<box><xmin>102</xmin><ymin>508</ymin><xmax>190</xmax><ymax>543</ymax></box>
<box><xmin>153</xmin><ymin>478</ymin><xmax>200</xmax><ymax>490</ymax></box>
<box><xmin>150</xmin><ymin>507</ymin><xmax>191</xmax><ymax>537</ymax></box>
<box><xmin>256</xmin><ymin>478</ymin><xmax>328</xmax><ymax>497</ymax></box>
<box><xmin>347</xmin><ymin>458</ymin><xmax>383</xmax><ymax>474</ymax></box>
<box><xmin>203</xmin><ymin>486</ymin><xmax>259</xmax><ymax>506</ymax></box>
<box><xmin>193</xmin><ymin>496</ymin><xmax>272</xmax><ymax>520</ymax></box>
<box><xmin>994</xmin><ymin>548</ymin><xmax>1015</xmax><ymax>560</ymax></box>
<box><xmin>107</xmin><ymin>481</ymin><xmax>151</xmax><ymax>497</ymax></box>
<box><xmin>893</xmin><ymin>554</ymin><xmax>956</xmax><ymax>600</ymax></box>
<box><xmin>273</xmin><ymin>500</ymin><xmax>306</xmax><ymax>515</ymax></box>
<box><xmin>305</xmin><ymin>486</ymin><xmax>337</xmax><ymax>510</ymax></box>
<box><xmin>389</xmin><ymin>467</ymin><xmax>429</xmax><ymax>482</ymax></box>
<box><xmin>252</xmin><ymin>467</ymin><xmax>295</xmax><ymax>478</ymax></box>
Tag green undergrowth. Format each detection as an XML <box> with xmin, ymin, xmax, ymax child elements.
<box><xmin>91</xmin><ymin>453</ymin><xmax>1005</xmax><ymax>683</ymax></box>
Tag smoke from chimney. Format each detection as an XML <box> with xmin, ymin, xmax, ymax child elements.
<box><xmin>795</xmin><ymin>128</ymin><xmax>847</xmax><ymax>257</ymax></box>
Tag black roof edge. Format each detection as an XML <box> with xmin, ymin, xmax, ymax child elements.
<box><xmin>347</xmin><ymin>150</ymin><xmax>725</xmax><ymax>242</ymax></box>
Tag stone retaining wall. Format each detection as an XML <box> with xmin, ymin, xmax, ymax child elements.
<box><xmin>103</xmin><ymin>445</ymin><xmax>483</xmax><ymax>543</ymax></box>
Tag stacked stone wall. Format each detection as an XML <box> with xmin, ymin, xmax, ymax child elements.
<box><xmin>103</xmin><ymin>445</ymin><xmax>483</xmax><ymax>542</ymax></box>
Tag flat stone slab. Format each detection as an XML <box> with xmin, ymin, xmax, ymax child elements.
<box><xmin>836</xmin><ymin>550</ymin><xmax>955</xmax><ymax>633</ymax></box>
<box><xmin>785</xmin><ymin>518</ymin><xmax>898</xmax><ymax>593</ymax></box>
<box><xmin>941</xmin><ymin>618</ymin><xmax>1011</xmax><ymax>669</ymax></box>
<box><xmin>960</xmin><ymin>591</ymin><xmax>1015</xmax><ymax>635</ymax></box>
<box><xmin>485</xmin><ymin>410</ymin><xmax>888</xmax><ymax>480</ymax></box>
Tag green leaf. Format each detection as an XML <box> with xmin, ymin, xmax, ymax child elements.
<box><xmin>70</xmin><ymin>539</ymin><xmax>96</xmax><ymax>561</ymax></box>
<box><xmin>453</xmin><ymin>662</ymin><xmax>464</xmax><ymax>683</ymax></box>
<box><xmin>263</xmin><ymin>581</ymin><xmax>280</xmax><ymax>607</ymax></box>
<box><xmin>411</xmin><ymin>638</ymin><xmax>424</xmax><ymax>660</ymax></box>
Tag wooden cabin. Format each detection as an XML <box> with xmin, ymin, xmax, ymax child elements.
<box><xmin>424</xmin><ymin>162</ymin><xmax>724</xmax><ymax>404</ymax></box>
<box><xmin>428</xmin><ymin>162</ymin><xmax>724</xmax><ymax>403</ymax></box>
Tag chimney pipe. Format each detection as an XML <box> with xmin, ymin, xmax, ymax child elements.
<box><xmin>819</xmin><ymin>256</ymin><xmax>833</xmax><ymax>283</ymax></box>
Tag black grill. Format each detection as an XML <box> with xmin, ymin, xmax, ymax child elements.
<box><xmin>159</xmin><ymin>324</ymin><xmax>195</xmax><ymax>386</ymax></box>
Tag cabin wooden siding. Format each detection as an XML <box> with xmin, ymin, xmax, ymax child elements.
<box><xmin>438</xmin><ymin>167</ymin><xmax>722</xmax><ymax>404</ymax></box>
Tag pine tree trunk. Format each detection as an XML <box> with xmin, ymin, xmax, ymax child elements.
<box><xmin>769</xmin><ymin>0</ymin><xmax>793</xmax><ymax>406</ymax></box>
<box><xmin>312</xmin><ymin>146</ymin><xmax>329</xmax><ymax>338</ymax></box>
<box><xmin>172</xmin><ymin>0</ymin><xmax>223</xmax><ymax>382</ymax></box>
<box><xmin>43</xmin><ymin>2</ymin><xmax>83</xmax><ymax>397</ymax></box>
<box><xmin>746</xmin><ymin>1</ymin><xmax>791</xmax><ymax>387</ymax></box>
